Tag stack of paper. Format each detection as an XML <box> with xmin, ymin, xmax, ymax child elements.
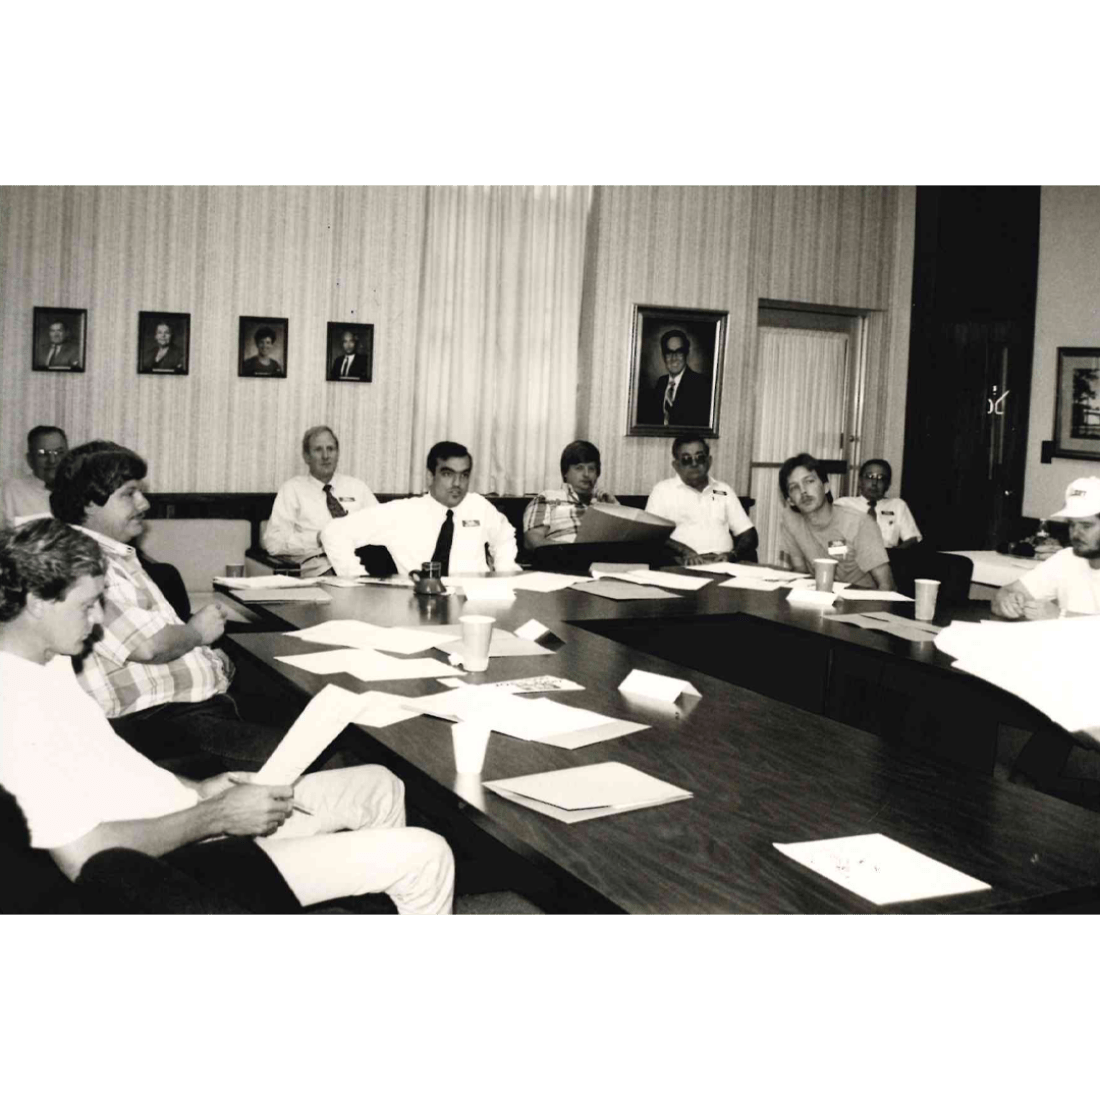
<box><xmin>935</xmin><ymin>616</ymin><xmax>1100</xmax><ymax>733</ymax></box>
<box><xmin>401</xmin><ymin>684</ymin><xmax>647</xmax><ymax>749</ymax></box>
<box><xmin>287</xmin><ymin>620</ymin><xmax>458</xmax><ymax>654</ymax></box>
<box><xmin>774</xmin><ymin>833</ymin><xmax>990</xmax><ymax>905</ymax></box>
<box><xmin>484</xmin><ymin>762</ymin><xmax>692</xmax><ymax>824</ymax></box>
<box><xmin>234</xmin><ymin>587</ymin><xmax>332</xmax><ymax>603</ymax></box>
<box><xmin>276</xmin><ymin>647</ymin><xmax>461</xmax><ymax>682</ymax></box>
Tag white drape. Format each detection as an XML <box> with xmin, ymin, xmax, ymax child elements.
<box><xmin>750</xmin><ymin>327</ymin><xmax>850</xmax><ymax>563</ymax></box>
<box><xmin>409</xmin><ymin>186</ymin><xmax>593</xmax><ymax>495</ymax></box>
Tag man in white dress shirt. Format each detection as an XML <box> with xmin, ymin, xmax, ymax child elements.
<box><xmin>322</xmin><ymin>441</ymin><xmax>518</xmax><ymax>577</ymax></box>
<box><xmin>1</xmin><ymin>425</ymin><xmax>68</xmax><ymax>527</ymax></box>
<box><xmin>263</xmin><ymin>425</ymin><xmax>378</xmax><ymax>577</ymax></box>
<box><xmin>835</xmin><ymin>458</ymin><xmax>922</xmax><ymax>550</ymax></box>
<box><xmin>644</xmin><ymin>435</ymin><xmax>757</xmax><ymax>566</ymax></box>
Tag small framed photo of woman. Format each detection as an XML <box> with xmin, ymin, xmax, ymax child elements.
<box><xmin>239</xmin><ymin>316</ymin><xmax>288</xmax><ymax>378</ymax></box>
<box><xmin>137</xmin><ymin>311</ymin><xmax>190</xmax><ymax>375</ymax></box>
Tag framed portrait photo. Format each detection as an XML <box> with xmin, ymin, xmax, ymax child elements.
<box><xmin>239</xmin><ymin>316</ymin><xmax>288</xmax><ymax>378</ymax></box>
<box><xmin>1053</xmin><ymin>347</ymin><xmax>1100</xmax><ymax>460</ymax></box>
<box><xmin>32</xmin><ymin>307</ymin><xmax>87</xmax><ymax>373</ymax></box>
<box><xmin>627</xmin><ymin>304</ymin><xmax>727</xmax><ymax>437</ymax></box>
<box><xmin>137</xmin><ymin>311</ymin><xmax>190</xmax><ymax>375</ymax></box>
<box><xmin>326</xmin><ymin>321</ymin><xmax>374</xmax><ymax>383</ymax></box>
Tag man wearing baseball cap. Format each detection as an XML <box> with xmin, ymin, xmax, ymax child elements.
<box><xmin>992</xmin><ymin>477</ymin><xmax>1100</xmax><ymax>619</ymax></box>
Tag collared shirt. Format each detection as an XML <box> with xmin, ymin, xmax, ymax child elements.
<box><xmin>0</xmin><ymin>474</ymin><xmax>51</xmax><ymax>527</ymax></box>
<box><xmin>74</xmin><ymin>526</ymin><xmax>232</xmax><ymax>718</ymax></box>
<box><xmin>779</xmin><ymin>505</ymin><xmax>888</xmax><ymax>588</ymax></box>
<box><xmin>522</xmin><ymin>484</ymin><xmax>620</xmax><ymax>544</ymax></box>
<box><xmin>1020</xmin><ymin>547</ymin><xmax>1100</xmax><ymax>615</ymax></box>
<box><xmin>644</xmin><ymin>475</ymin><xmax>753</xmax><ymax>555</ymax></box>
<box><xmin>322</xmin><ymin>492</ymin><xmax>518</xmax><ymax>577</ymax></box>
<box><xmin>263</xmin><ymin>473</ymin><xmax>378</xmax><ymax>577</ymax></box>
<box><xmin>835</xmin><ymin>495</ymin><xmax>922</xmax><ymax>549</ymax></box>
<box><xmin>0</xmin><ymin>652</ymin><xmax>197</xmax><ymax>850</ymax></box>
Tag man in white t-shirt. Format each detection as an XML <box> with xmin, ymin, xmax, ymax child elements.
<box><xmin>644</xmin><ymin>435</ymin><xmax>757</xmax><ymax>566</ymax></box>
<box><xmin>263</xmin><ymin>425</ymin><xmax>378</xmax><ymax>577</ymax></box>
<box><xmin>835</xmin><ymin>458</ymin><xmax>922</xmax><ymax>550</ymax></box>
<box><xmin>993</xmin><ymin>477</ymin><xmax>1100</xmax><ymax>619</ymax></box>
<box><xmin>0</xmin><ymin>518</ymin><xmax>454</xmax><ymax>914</ymax></box>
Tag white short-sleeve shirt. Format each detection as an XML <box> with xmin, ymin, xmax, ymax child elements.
<box><xmin>1020</xmin><ymin>547</ymin><xmax>1100</xmax><ymax>615</ymax></box>
<box><xmin>644</xmin><ymin>476</ymin><xmax>753</xmax><ymax>555</ymax></box>
<box><xmin>835</xmin><ymin>495</ymin><xmax>922</xmax><ymax>549</ymax></box>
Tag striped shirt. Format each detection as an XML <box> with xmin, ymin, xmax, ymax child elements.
<box><xmin>522</xmin><ymin>486</ymin><xmax>619</xmax><ymax>544</ymax></box>
<box><xmin>74</xmin><ymin>527</ymin><xmax>232</xmax><ymax>718</ymax></box>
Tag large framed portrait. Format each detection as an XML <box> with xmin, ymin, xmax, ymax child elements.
<box><xmin>137</xmin><ymin>311</ymin><xmax>190</xmax><ymax>375</ymax></box>
<box><xmin>627</xmin><ymin>304</ymin><xmax>727</xmax><ymax>437</ymax></box>
<box><xmin>238</xmin><ymin>316</ymin><xmax>288</xmax><ymax>378</ymax></box>
<box><xmin>1053</xmin><ymin>347</ymin><xmax>1100</xmax><ymax>460</ymax></box>
<box><xmin>32</xmin><ymin>307</ymin><xmax>87</xmax><ymax>373</ymax></box>
<box><xmin>326</xmin><ymin>321</ymin><xmax>374</xmax><ymax>383</ymax></box>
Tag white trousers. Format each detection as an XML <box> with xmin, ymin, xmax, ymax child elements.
<box><xmin>255</xmin><ymin>765</ymin><xmax>454</xmax><ymax>915</ymax></box>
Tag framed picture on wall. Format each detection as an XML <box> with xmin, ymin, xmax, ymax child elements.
<box><xmin>326</xmin><ymin>321</ymin><xmax>374</xmax><ymax>382</ymax></box>
<box><xmin>1053</xmin><ymin>347</ymin><xmax>1100</xmax><ymax>460</ymax></box>
<box><xmin>137</xmin><ymin>311</ymin><xmax>190</xmax><ymax>375</ymax></box>
<box><xmin>238</xmin><ymin>316</ymin><xmax>288</xmax><ymax>378</ymax></box>
<box><xmin>627</xmin><ymin>304</ymin><xmax>727</xmax><ymax>437</ymax></box>
<box><xmin>32</xmin><ymin>307</ymin><xmax>87</xmax><ymax>373</ymax></box>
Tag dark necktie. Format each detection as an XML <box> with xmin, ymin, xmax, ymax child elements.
<box><xmin>868</xmin><ymin>501</ymin><xmax>878</xmax><ymax>520</ymax></box>
<box><xmin>323</xmin><ymin>484</ymin><xmax>347</xmax><ymax>519</ymax></box>
<box><xmin>431</xmin><ymin>509</ymin><xmax>454</xmax><ymax>575</ymax></box>
<box><xmin>663</xmin><ymin>380</ymin><xmax>676</xmax><ymax>424</ymax></box>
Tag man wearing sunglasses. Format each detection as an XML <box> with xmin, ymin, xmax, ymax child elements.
<box><xmin>1</xmin><ymin>425</ymin><xmax>68</xmax><ymax>528</ymax></box>
<box><xmin>835</xmin><ymin>458</ymin><xmax>922</xmax><ymax>550</ymax></box>
<box><xmin>645</xmin><ymin>434</ymin><xmax>757</xmax><ymax>566</ymax></box>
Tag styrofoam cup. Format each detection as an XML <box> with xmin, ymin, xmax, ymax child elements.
<box><xmin>914</xmin><ymin>578</ymin><xmax>940</xmax><ymax>621</ymax></box>
<box><xmin>812</xmin><ymin>558</ymin><xmax>837</xmax><ymax>592</ymax></box>
<box><xmin>459</xmin><ymin>614</ymin><xmax>494</xmax><ymax>672</ymax></box>
<box><xmin>452</xmin><ymin>722</ymin><xmax>491</xmax><ymax>774</ymax></box>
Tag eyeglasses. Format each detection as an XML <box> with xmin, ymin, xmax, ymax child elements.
<box><xmin>32</xmin><ymin>448</ymin><xmax>66</xmax><ymax>459</ymax></box>
<box><xmin>676</xmin><ymin>454</ymin><xmax>709</xmax><ymax>467</ymax></box>
<box><xmin>862</xmin><ymin>473</ymin><xmax>888</xmax><ymax>481</ymax></box>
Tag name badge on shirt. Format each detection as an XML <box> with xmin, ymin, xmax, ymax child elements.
<box><xmin>880</xmin><ymin>509</ymin><xmax>895</xmax><ymax>518</ymax></box>
<box><xmin>462</xmin><ymin>519</ymin><xmax>481</xmax><ymax>528</ymax></box>
<box><xmin>712</xmin><ymin>489</ymin><xmax>727</xmax><ymax>496</ymax></box>
<box><xmin>827</xmin><ymin>539</ymin><xmax>849</xmax><ymax>559</ymax></box>
<box><xmin>338</xmin><ymin>496</ymin><xmax>355</xmax><ymax>503</ymax></box>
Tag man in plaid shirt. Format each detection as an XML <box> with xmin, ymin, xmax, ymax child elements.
<box><xmin>50</xmin><ymin>441</ymin><xmax>283</xmax><ymax>767</ymax></box>
<box><xmin>523</xmin><ymin>440</ymin><xmax>619</xmax><ymax>550</ymax></box>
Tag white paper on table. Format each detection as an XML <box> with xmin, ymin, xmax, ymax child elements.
<box><xmin>234</xmin><ymin>587</ymin><xmax>333</xmax><ymax>603</ymax></box>
<box><xmin>788</xmin><ymin>578</ymin><xmax>851</xmax><ymax>591</ymax></box>
<box><xmin>214</xmin><ymin>574</ymin><xmax>319</xmax><ymax>589</ymax></box>
<box><xmin>515</xmin><ymin>618</ymin><xmax>552</xmax><ymax>641</ymax></box>
<box><xmin>254</xmin><ymin>684</ymin><xmax>370</xmax><ymax>784</ymax></box>
<box><xmin>835</xmin><ymin>588</ymin><xmax>914</xmax><ymax>603</ymax></box>
<box><xmin>508</xmin><ymin>572</ymin><xmax>588</xmax><ymax>593</ymax></box>
<box><xmin>459</xmin><ymin>578</ymin><xmax>517</xmax><ymax>601</ymax></box>
<box><xmin>277</xmin><ymin>647</ymin><xmax>463</xmax><ymax>682</ymax></box>
<box><xmin>773</xmin><ymin>833</ymin><xmax>991</xmax><ymax>906</ymax></box>
<box><xmin>619</xmin><ymin>668</ymin><xmax>701</xmax><ymax>703</ymax></box>
<box><xmin>351</xmin><ymin>691</ymin><xmax>423</xmax><ymax>728</ymax></box>
<box><xmin>688</xmin><ymin>562</ymin><xmax>809</xmax><ymax>581</ymax></box>
<box><xmin>286</xmin><ymin>620</ymin><xmax>457</xmax><ymax>654</ymax></box>
<box><xmin>718</xmin><ymin>577</ymin><xmax>784</xmax><ymax>591</ymax></box>
<box><xmin>317</xmin><ymin>577</ymin><xmax>370</xmax><ymax>588</ymax></box>
<box><xmin>575</xmin><ymin>579</ymin><xmax>682</xmax><ymax>601</ymax></box>
<box><xmin>484</xmin><ymin>761</ymin><xmax>692</xmax><ymax>824</ymax></box>
<box><xmin>486</xmin><ymin>676</ymin><xmax>585</xmax><ymax>694</ymax></box>
<box><xmin>618</xmin><ymin>569</ymin><xmax>713</xmax><ymax>591</ymax></box>
<box><xmin>826</xmin><ymin>611</ymin><xmax>941</xmax><ymax>642</ymax></box>
<box><xmin>787</xmin><ymin>589</ymin><xmax>837</xmax><ymax>608</ymax></box>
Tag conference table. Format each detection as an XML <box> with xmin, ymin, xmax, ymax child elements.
<box><xmin>219</xmin><ymin>571</ymin><xmax>1100</xmax><ymax>914</ymax></box>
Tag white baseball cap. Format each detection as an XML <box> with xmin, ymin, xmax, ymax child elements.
<box><xmin>1051</xmin><ymin>477</ymin><xmax>1100</xmax><ymax>519</ymax></box>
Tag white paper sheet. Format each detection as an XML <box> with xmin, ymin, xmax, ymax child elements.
<box><xmin>574</xmin><ymin>502</ymin><xmax>675</xmax><ymax>544</ymax></box>
<box><xmin>318</xmin><ymin>577</ymin><xmax>370</xmax><ymax>588</ymax></box>
<box><xmin>254</xmin><ymin>684</ymin><xmax>370</xmax><ymax>784</ymax></box>
<box><xmin>508</xmin><ymin>573</ymin><xmax>589</xmax><ymax>593</ymax></box>
<box><xmin>787</xmin><ymin>578</ymin><xmax>851</xmax><ymax>591</ymax></box>
<box><xmin>276</xmin><ymin>647</ymin><xmax>463</xmax><ymax>682</ymax></box>
<box><xmin>717</xmin><ymin>577</ymin><xmax>784</xmax><ymax>591</ymax></box>
<box><xmin>214</xmin><ymin>574</ymin><xmax>319</xmax><ymax>589</ymax></box>
<box><xmin>351</xmin><ymin>691</ymin><xmax>424</xmax><ymax>728</ymax></box>
<box><xmin>286</xmin><ymin>620</ymin><xmax>457</xmax><ymax>654</ymax></box>
<box><xmin>234</xmin><ymin>587</ymin><xmax>333</xmax><ymax>603</ymax></box>
<box><xmin>574</xmin><ymin>579</ymin><xmax>682</xmax><ymax>601</ymax></box>
<box><xmin>687</xmin><ymin>562</ymin><xmax>809</xmax><ymax>581</ymax></box>
<box><xmin>614</xmin><ymin>569</ymin><xmax>713</xmax><ymax>591</ymax></box>
<box><xmin>773</xmin><ymin>833</ymin><xmax>991</xmax><ymax>906</ymax></box>
<box><xmin>787</xmin><ymin>589</ymin><xmax>837</xmax><ymax>608</ymax></box>
<box><xmin>827</xmin><ymin>611</ymin><xmax>942</xmax><ymax>642</ymax></box>
<box><xmin>619</xmin><ymin>668</ymin><xmax>701</xmax><ymax>703</ymax></box>
<box><xmin>836</xmin><ymin>589</ymin><xmax>914</xmax><ymax>603</ymax></box>
<box><xmin>515</xmin><ymin>619</ymin><xmax>551</xmax><ymax>641</ymax></box>
<box><xmin>484</xmin><ymin>676</ymin><xmax>585</xmax><ymax>694</ymax></box>
<box><xmin>484</xmin><ymin>761</ymin><xmax>692</xmax><ymax>823</ymax></box>
<box><xmin>459</xmin><ymin>578</ymin><xmax>517</xmax><ymax>601</ymax></box>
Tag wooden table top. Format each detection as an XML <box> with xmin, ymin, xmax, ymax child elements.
<box><xmin>222</xmin><ymin>575</ymin><xmax>1100</xmax><ymax>914</ymax></box>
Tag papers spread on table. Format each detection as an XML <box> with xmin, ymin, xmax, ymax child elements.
<box><xmin>410</xmin><ymin>624</ymin><xmax>557</xmax><ymax>658</ymax></box>
<box><xmin>402</xmin><ymin>684</ymin><xmax>647</xmax><ymax>749</ymax></box>
<box><xmin>574</xmin><ymin>502</ymin><xmax>675</xmax><ymax>545</ymax></box>
<box><xmin>214</xmin><ymin>574</ymin><xmax>318</xmax><ymax>589</ymax></box>
<box><xmin>836</xmin><ymin>588</ymin><xmax>914</xmax><ymax>603</ymax></box>
<box><xmin>351</xmin><ymin>691</ymin><xmax>424</xmax><ymax>728</ymax></box>
<box><xmin>515</xmin><ymin>618</ymin><xmax>552</xmax><ymax>641</ymax></box>
<box><xmin>787</xmin><ymin>578</ymin><xmax>851</xmax><ymax>592</ymax></box>
<box><xmin>457</xmin><ymin>577</ymin><xmax>517</xmax><ymax>601</ymax></box>
<box><xmin>574</xmin><ymin>578</ymin><xmax>682</xmax><ymax>601</ymax></box>
<box><xmin>619</xmin><ymin>668</ymin><xmax>701</xmax><ymax>704</ymax></box>
<box><xmin>718</xmin><ymin>576</ymin><xmax>785</xmax><ymax>591</ymax></box>
<box><xmin>286</xmin><ymin>620</ymin><xmax>458</xmax><ymax>654</ymax></box>
<box><xmin>507</xmin><ymin>572</ymin><xmax>589</xmax><ymax>593</ymax></box>
<box><xmin>481</xmin><ymin>675</ymin><xmax>585</xmax><ymax>694</ymax></box>
<box><xmin>773</xmin><ymin>833</ymin><xmax>991</xmax><ymax>906</ymax></box>
<box><xmin>688</xmin><ymin>562</ymin><xmax>809</xmax><ymax>581</ymax></box>
<box><xmin>276</xmin><ymin>646</ymin><xmax>462</xmax><ymax>682</ymax></box>
<box><xmin>828</xmin><ymin>611</ymin><xmax>942</xmax><ymax>642</ymax></box>
<box><xmin>934</xmin><ymin>616</ymin><xmax>1100</xmax><ymax>732</ymax></box>
<box><xmin>318</xmin><ymin>576</ymin><xmax>371</xmax><ymax>588</ymax></box>
<box><xmin>254</xmin><ymin>684</ymin><xmax>369</xmax><ymax>784</ymax></box>
<box><xmin>233</xmin><ymin>587</ymin><xmax>333</xmax><ymax>603</ymax></box>
<box><xmin>484</xmin><ymin>762</ymin><xmax>692</xmax><ymax>824</ymax></box>
<box><xmin>591</xmin><ymin>568</ymin><xmax>712</xmax><ymax>592</ymax></box>
<box><xmin>787</xmin><ymin>588</ymin><xmax>837</xmax><ymax>608</ymax></box>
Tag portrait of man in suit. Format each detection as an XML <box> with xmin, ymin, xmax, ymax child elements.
<box><xmin>239</xmin><ymin>317</ymin><xmax>288</xmax><ymax>378</ymax></box>
<box><xmin>326</xmin><ymin>321</ymin><xmax>374</xmax><ymax>383</ymax></box>
<box><xmin>33</xmin><ymin>309</ymin><xmax>86</xmax><ymax>372</ymax></box>
<box><xmin>631</xmin><ymin>308</ymin><xmax>725</xmax><ymax>435</ymax></box>
<box><xmin>138</xmin><ymin>312</ymin><xmax>189</xmax><ymax>375</ymax></box>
